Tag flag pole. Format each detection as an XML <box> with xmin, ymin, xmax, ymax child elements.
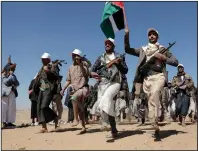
<box><xmin>122</xmin><ymin>3</ymin><xmax>128</xmax><ymax>29</ymax></box>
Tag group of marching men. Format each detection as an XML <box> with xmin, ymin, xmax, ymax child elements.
<box><xmin>1</xmin><ymin>27</ymin><xmax>197</xmax><ymax>139</ymax></box>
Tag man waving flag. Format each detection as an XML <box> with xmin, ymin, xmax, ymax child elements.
<box><xmin>100</xmin><ymin>2</ymin><xmax>126</xmax><ymax>39</ymax></box>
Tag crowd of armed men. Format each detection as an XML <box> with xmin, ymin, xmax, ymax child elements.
<box><xmin>2</xmin><ymin>27</ymin><xmax>197</xmax><ymax>139</ymax></box>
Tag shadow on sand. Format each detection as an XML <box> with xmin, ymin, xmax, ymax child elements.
<box><xmin>49</xmin><ymin>127</ymin><xmax>82</xmax><ymax>133</ymax></box>
<box><xmin>106</xmin><ymin>130</ymin><xmax>145</xmax><ymax>143</ymax></box>
<box><xmin>105</xmin><ymin>128</ymin><xmax>187</xmax><ymax>143</ymax></box>
<box><xmin>178</xmin><ymin>122</ymin><xmax>196</xmax><ymax>126</ymax></box>
<box><xmin>86</xmin><ymin>128</ymin><xmax>104</xmax><ymax>133</ymax></box>
<box><xmin>153</xmin><ymin>130</ymin><xmax>187</xmax><ymax>142</ymax></box>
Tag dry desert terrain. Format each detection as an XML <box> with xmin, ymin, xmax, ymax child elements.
<box><xmin>2</xmin><ymin>109</ymin><xmax>197</xmax><ymax>150</ymax></box>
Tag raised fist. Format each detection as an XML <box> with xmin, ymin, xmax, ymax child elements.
<box><xmin>125</xmin><ymin>28</ymin><xmax>130</xmax><ymax>34</ymax></box>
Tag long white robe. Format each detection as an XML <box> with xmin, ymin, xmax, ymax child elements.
<box><xmin>1</xmin><ymin>91</ymin><xmax>16</xmax><ymax>123</ymax></box>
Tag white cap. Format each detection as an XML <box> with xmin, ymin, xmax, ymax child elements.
<box><xmin>177</xmin><ymin>64</ymin><xmax>184</xmax><ymax>68</ymax></box>
<box><xmin>147</xmin><ymin>28</ymin><xmax>159</xmax><ymax>36</ymax></box>
<box><xmin>105</xmin><ymin>38</ymin><xmax>115</xmax><ymax>45</ymax></box>
<box><xmin>41</xmin><ymin>52</ymin><xmax>50</xmax><ymax>59</ymax></box>
<box><xmin>72</xmin><ymin>49</ymin><xmax>82</xmax><ymax>57</ymax></box>
<box><xmin>168</xmin><ymin>80</ymin><xmax>172</xmax><ymax>83</ymax></box>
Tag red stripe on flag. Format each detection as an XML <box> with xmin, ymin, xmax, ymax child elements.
<box><xmin>111</xmin><ymin>2</ymin><xmax>124</xmax><ymax>9</ymax></box>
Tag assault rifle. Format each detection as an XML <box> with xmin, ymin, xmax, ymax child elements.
<box><xmin>139</xmin><ymin>41</ymin><xmax>176</xmax><ymax>74</ymax></box>
<box><xmin>97</xmin><ymin>53</ymin><xmax>126</xmax><ymax>81</ymax></box>
<box><xmin>174</xmin><ymin>78</ymin><xmax>186</xmax><ymax>94</ymax></box>
<box><xmin>51</xmin><ymin>59</ymin><xmax>67</xmax><ymax>93</ymax></box>
<box><xmin>32</xmin><ymin>59</ymin><xmax>67</xmax><ymax>93</ymax></box>
<box><xmin>51</xmin><ymin>59</ymin><xmax>67</xmax><ymax>75</ymax></box>
<box><xmin>52</xmin><ymin>59</ymin><xmax>67</xmax><ymax>66</ymax></box>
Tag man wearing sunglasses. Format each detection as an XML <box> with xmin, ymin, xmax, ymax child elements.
<box><xmin>124</xmin><ymin>28</ymin><xmax>178</xmax><ymax>137</ymax></box>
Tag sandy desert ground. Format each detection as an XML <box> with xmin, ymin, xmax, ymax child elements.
<box><xmin>2</xmin><ymin>109</ymin><xmax>197</xmax><ymax>150</ymax></box>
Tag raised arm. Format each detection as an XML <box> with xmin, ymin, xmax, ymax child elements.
<box><xmin>124</xmin><ymin>28</ymin><xmax>141</xmax><ymax>57</ymax></box>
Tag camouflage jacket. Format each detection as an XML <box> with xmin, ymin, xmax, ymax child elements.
<box><xmin>171</xmin><ymin>73</ymin><xmax>194</xmax><ymax>96</ymax></box>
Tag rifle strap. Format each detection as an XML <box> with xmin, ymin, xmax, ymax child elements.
<box><xmin>104</xmin><ymin>53</ymin><xmax>122</xmax><ymax>83</ymax></box>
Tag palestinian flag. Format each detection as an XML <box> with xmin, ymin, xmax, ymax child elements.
<box><xmin>100</xmin><ymin>2</ymin><xmax>125</xmax><ymax>39</ymax></box>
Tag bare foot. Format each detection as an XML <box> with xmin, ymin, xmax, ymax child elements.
<box><xmin>71</xmin><ymin>120</ymin><xmax>79</xmax><ymax>127</ymax></box>
<box><xmin>78</xmin><ymin>128</ymin><xmax>86</xmax><ymax>135</ymax></box>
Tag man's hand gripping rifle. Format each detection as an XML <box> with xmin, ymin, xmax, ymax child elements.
<box><xmin>51</xmin><ymin>60</ymin><xmax>67</xmax><ymax>82</ymax></box>
<box><xmin>33</xmin><ymin>59</ymin><xmax>67</xmax><ymax>92</ymax></box>
<box><xmin>139</xmin><ymin>41</ymin><xmax>176</xmax><ymax>74</ymax></box>
<box><xmin>97</xmin><ymin>53</ymin><xmax>126</xmax><ymax>81</ymax></box>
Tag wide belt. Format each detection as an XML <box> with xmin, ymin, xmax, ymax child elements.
<box><xmin>146</xmin><ymin>70</ymin><xmax>162</xmax><ymax>77</ymax></box>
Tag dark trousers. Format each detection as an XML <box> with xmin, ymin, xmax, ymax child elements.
<box><xmin>37</xmin><ymin>89</ymin><xmax>58</xmax><ymax>124</ymax></box>
<box><xmin>109</xmin><ymin>115</ymin><xmax>117</xmax><ymax>134</ymax></box>
<box><xmin>31</xmin><ymin>100</ymin><xmax>37</xmax><ymax>119</ymax></box>
<box><xmin>84</xmin><ymin>106</ymin><xmax>89</xmax><ymax>121</ymax></box>
<box><xmin>176</xmin><ymin>92</ymin><xmax>190</xmax><ymax>117</ymax></box>
<box><xmin>68</xmin><ymin>107</ymin><xmax>74</xmax><ymax>122</ymax></box>
<box><xmin>103</xmin><ymin>111</ymin><xmax>117</xmax><ymax>134</ymax></box>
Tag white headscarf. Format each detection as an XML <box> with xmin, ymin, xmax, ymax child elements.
<box><xmin>142</xmin><ymin>42</ymin><xmax>164</xmax><ymax>62</ymax></box>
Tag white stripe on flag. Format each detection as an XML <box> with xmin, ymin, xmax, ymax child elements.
<box><xmin>109</xmin><ymin>15</ymin><xmax>119</xmax><ymax>33</ymax></box>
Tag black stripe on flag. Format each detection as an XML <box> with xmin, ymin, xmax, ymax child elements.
<box><xmin>112</xmin><ymin>9</ymin><xmax>125</xmax><ymax>30</ymax></box>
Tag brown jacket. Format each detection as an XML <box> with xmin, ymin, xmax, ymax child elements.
<box><xmin>124</xmin><ymin>33</ymin><xmax>178</xmax><ymax>84</ymax></box>
<box><xmin>125</xmin><ymin>33</ymin><xmax>178</xmax><ymax>94</ymax></box>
